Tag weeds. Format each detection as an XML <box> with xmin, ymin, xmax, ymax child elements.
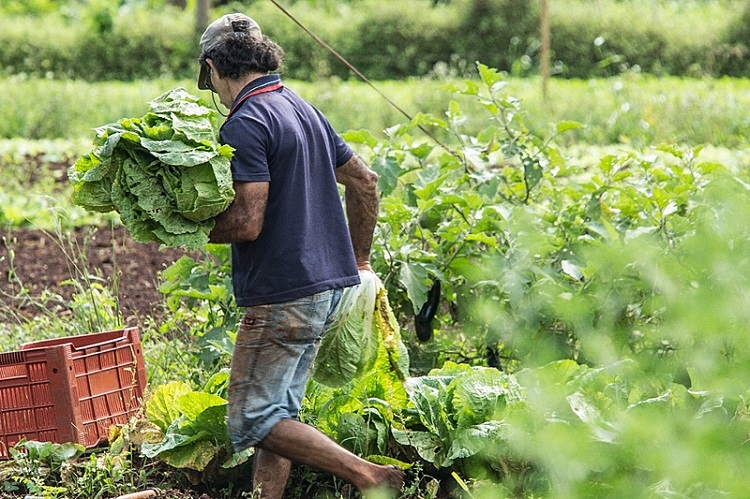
<box><xmin>1</xmin><ymin>439</ymin><xmax>155</xmax><ymax>499</ymax></box>
<box><xmin>0</xmin><ymin>215</ymin><xmax>124</xmax><ymax>341</ymax></box>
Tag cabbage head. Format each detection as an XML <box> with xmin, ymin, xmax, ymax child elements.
<box><xmin>69</xmin><ymin>87</ymin><xmax>235</xmax><ymax>250</ymax></box>
<box><xmin>313</xmin><ymin>271</ymin><xmax>410</xmax><ymax>387</ymax></box>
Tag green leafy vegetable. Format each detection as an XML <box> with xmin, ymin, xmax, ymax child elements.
<box><xmin>141</xmin><ymin>382</ymin><xmax>245</xmax><ymax>473</ymax></box>
<box><xmin>312</xmin><ymin>271</ymin><xmax>410</xmax><ymax>387</ymax></box>
<box><xmin>145</xmin><ymin>381</ymin><xmax>192</xmax><ymax>432</ymax></box>
<box><xmin>68</xmin><ymin>87</ymin><xmax>235</xmax><ymax>249</ymax></box>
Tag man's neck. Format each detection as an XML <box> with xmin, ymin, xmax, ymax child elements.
<box><xmin>227</xmin><ymin>72</ymin><xmax>268</xmax><ymax>103</ymax></box>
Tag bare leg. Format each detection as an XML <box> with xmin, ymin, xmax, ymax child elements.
<box><xmin>256</xmin><ymin>418</ymin><xmax>404</xmax><ymax>496</ymax></box>
<box><xmin>252</xmin><ymin>448</ymin><xmax>292</xmax><ymax>499</ymax></box>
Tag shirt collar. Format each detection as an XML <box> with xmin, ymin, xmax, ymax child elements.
<box><xmin>232</xmin><ymin>74</ymin><xmax>283</xmax><ymax>107</ymax></box>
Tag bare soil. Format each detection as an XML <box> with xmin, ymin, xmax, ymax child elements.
<box><xmin>0</xmin><ymin>225</ymin><xmax>191</xmax><ymax>327</ymax></box>
<box><xmin>1</xmin><ymin>149</ymin><xmax>196</xmax><ymax>328</ymax></box>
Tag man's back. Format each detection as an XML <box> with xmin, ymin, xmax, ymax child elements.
<box><xmin>220</xmin><ymin>77</ymin><xmax>360</xmax><ymax>307</ymax></box>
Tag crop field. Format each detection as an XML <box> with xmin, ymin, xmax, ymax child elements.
<box><xmin>3</xmin><ymin>74</ymin><xmax>750</xmax><ymax>147</ymax></box>
<box><xmin>1</xmin><ymin>66</ymin><xmax>750</xmax><ymax>498</ymax></box>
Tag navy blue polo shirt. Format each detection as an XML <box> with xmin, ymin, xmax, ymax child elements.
<box><xmin>219</xmin><ymin>75</ymin><xmax>360</xmax><ymax>306</ymax></box>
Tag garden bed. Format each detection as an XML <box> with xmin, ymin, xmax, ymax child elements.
<box><xmin>0</xmin><ymin>225</ymin><xmax>188</xmax><ymax>326</ymax></box>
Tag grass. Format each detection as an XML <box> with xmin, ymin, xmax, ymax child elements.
<box><xmin>1</xmin><ymin>74</ymin><xmax>750</xmax><ymax>148</ymax></box>
<box><xmin>528</xmin><ymin>75</ymin><xmax>750</xmax><ymax>146</ymax></box>
<box><xmin>0</xmin><ymin>138</ymin><xmax>116</xmax><ymax>228</ymax></box>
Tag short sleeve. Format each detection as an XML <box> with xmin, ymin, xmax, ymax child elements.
<box><xmin>333</xmin><ymin>133</ymin><xmax>354</xmax><ymax>168</ymax></box>
<box><xmin>320</xmin><ymin>117</ymin><xmax>353</xmax><ymax>168</ymax></box>
<box><xmin>220</xmin><ymin>116</ymin><xmax>273</xmax><ymax>182</ymax></box>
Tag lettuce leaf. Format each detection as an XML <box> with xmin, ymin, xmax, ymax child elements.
<box><xmin>69</xmin><ymin>87</ymin><xmax>235</xmax><ymax>250</ymax></box>
<box><xmin>374</xmin><ymin>284</ymin><xmax>410</xmax><ymax>382</ymax></box>
<box><xmin>141</xmin><ymin>383</ymin><xmax>232</xmax><ymax>472</ymax></box>
<box><xmin>145</xmin><ymin>381</ymin><xmax>193</xmax><ymax>432</ymax></box>
<box><xmin>313</xmin><ymin>271</ymin><xmax>380</xmax><ymax>387</ymax></box>
<box><xmin>313</xmin><ymin>272</ymin><xmax>410</xmax><ymax>387</ymax></box>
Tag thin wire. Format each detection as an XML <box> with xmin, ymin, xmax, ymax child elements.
<box><xmin>268</xmin><ymin>0</ymin><xmax>458</xmax><ymax>157</ymax></box>
<box><xmin>205</xmin><ymin>67</ymin><xmax>228</xmax><ymax>116</ymax></box>
<box><xmin>211</xmin><ymin>90</ymin><xmax>227</xmax><ymax>117</ymax></box>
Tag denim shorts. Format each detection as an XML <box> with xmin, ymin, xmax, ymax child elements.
<box><xmin>226</xmin><ymin>288</ymin><xmax>343</xmax><ymax>452</ymax></box>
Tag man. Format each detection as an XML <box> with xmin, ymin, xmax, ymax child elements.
<box><xmin>197</xmin><ymin>12</ymin><xmax>404</xmax><ymax>499</ymax></box>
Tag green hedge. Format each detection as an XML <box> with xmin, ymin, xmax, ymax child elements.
<box><xmin>0</xmin><ymin>7</ymin><xmax>196</xmax><ymax>81</ymax></box>
<box><xmin>336</xmin><ymin>1</ymin><xmax>460</xmax><ymax>80</ymax></box>
<box><xmin>720</xmin><ymin>4</ymin><xmax>750</xmax><ymax>76</ymax></box>
<box><xmin>548</xmin><ymin>0</ymin><xmax>750</xmax><ymax>78</ymax></box>
<box><xmin>73</xmin><ymin>8</ymin><xmax>197</xmax><ymax>81</ymax></box>
<box><xmin>1</xmin><ymin>16</ymin><xmax>78</xmax><ymax>78</ymax></box>
<box><xmin>0</xmin><ymin>0</ymin><xmax>749</xmax><ymax>81</ymax></box>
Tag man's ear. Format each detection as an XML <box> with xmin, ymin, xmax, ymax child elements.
<box><xmin>206</xmin><ymin>59</ymin><xmax>220</xmax><ymax>79</ymax></box>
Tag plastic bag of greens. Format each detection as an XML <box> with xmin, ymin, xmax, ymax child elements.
<box><xmin>313</xmin><ymin>271</ymin><xmax>409</xmax><ymax>388</ymax></box>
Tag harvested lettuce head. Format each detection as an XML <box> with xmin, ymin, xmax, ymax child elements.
<box><xmin>313</xmin><ymin>271</ymin><xmax>410</xmax><ymax>388</ymax></box>
<box><xmin>69</xmin><ymin>87</ymin><xmax>235</xmax><ymax>250</ymax></box>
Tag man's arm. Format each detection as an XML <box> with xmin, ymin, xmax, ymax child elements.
<box><xmin>335</xmin><ymin>154</ymin><xmax>379</xmax><ymax>270</ymax></box>
<box><xmin>209</xmin><ymin>181</ymin><xmax>269</xmax><ymax>243</ymax></box>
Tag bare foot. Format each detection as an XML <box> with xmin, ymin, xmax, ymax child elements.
<box><xmin>362</xmin><ymin>465</ymin><xmax>405</xmax><ymax>498</ymax></box>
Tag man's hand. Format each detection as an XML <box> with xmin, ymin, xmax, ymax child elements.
<box><xmin>357</xmin><ymin>261</ymin><xmax>373</xmax><ymax>273</ymax></box>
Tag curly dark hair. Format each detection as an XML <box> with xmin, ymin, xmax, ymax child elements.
<box><xmin>199</xmin><ymin>31</ymin><xmax>285</xmax><ymax>79</ymax></box>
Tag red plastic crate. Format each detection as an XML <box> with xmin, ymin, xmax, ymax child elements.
<box><xmin>0</xmin><ymin>327</ymin><xmax>147</xmax><ymax>458</ymax></box>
